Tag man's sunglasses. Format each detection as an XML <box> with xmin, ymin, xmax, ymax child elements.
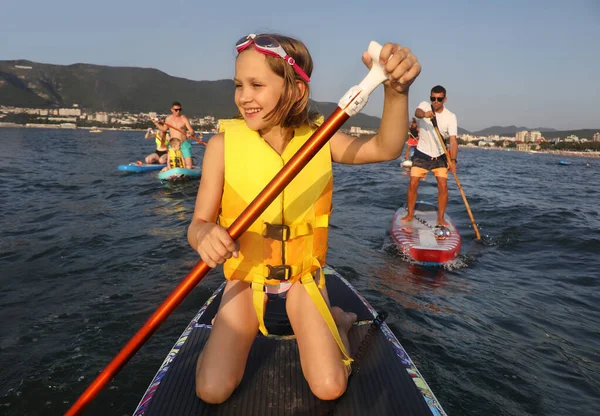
<box><xmin>430</xmin><ymin>97</ymin><xmax>445</xmax><ymax>102</ymax></box>
<box><xmin>172</xmin><ymin>108</ymin><xmax>182</xmax><ymax>112</ymax></box>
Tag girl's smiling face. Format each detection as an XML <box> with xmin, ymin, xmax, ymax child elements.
<box><xmin>234</xmin><ymin>48</ymin><xmax>285</xmax><ymax>132</ymax></box>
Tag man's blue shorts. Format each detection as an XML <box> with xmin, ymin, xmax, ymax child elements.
<box><xmin>180</xmin><ymin>140</ymin><xmax>192</xmax><ymax>158</ymax></box>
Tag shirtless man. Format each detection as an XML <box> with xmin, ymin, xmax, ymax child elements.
<box><xmin>163</xmin><ymin>101</ymin><xmax>194</xmax><ymax>168</ymax></box>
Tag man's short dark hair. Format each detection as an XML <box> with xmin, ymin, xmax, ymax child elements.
<box><xmin>431</xmin><ymin>85</ymin><xmax>446</xmax><ymax>96</ymax></box>
<box><xmin>171</xmin><ymin>101</ymin><xmax>182</xmax><ymax>108</ymax></box>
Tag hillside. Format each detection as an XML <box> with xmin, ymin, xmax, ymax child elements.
<box><xmin>471</xmin><ymin>125</ymin><xmax>557</xmax><ymax>136</ymax></box>
<box><xmin>468</xmin><ymin>125</ymin><xmax>598</xmax><ymax>139</ymax></box>
<box><xmin>0</xmin><ymin>60</ymin><xmax>381</xmax><ymax>129</ymax></box>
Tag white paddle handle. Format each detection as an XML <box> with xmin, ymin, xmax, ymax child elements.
<box><xmin>337</xmin><ymin>41</ymin><xmax>387</xmax><ymax>116</ymax></box>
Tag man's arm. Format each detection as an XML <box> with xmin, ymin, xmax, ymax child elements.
<box><xmin>446</xmin><ymin>113</ymin><xmax>458</xmax><ymax>172</ymax></box>
<box><xmin>415</xmin><ymin>107</ymin><xmax>434</xmax><ymax>119</ymax></box>
<box><xmin>448</xmin><ymin>135</ymin><xmax>458</xmax><ymax>161</ymax></box>
<box><xmin>448</xmin><ymin>113</ymin><xmax>458</xmax><ymax>161</ymax></box>
<box><xmin>152</xmin><ymin>119</ymin><xmax>168</xmax><ymax>132</ymax></box>
<box><xmin>184</xmin><ymin>116</ymin><xmax>195</xmax><ymax>137</ymax></box>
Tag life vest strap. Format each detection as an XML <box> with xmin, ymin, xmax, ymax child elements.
<box><xmin>301</xmin><ymin>260</ymin><xmax>353</xmax><ymax>366</ymax></box>
<box><xmin>250</xmin><ymin>258</ymin><xmax>354</xmax><ymax>368</ymax></box>
<box><xmin>266</xmin><ymin>264</ymin><xmax>292</xmax><ymax>281</ymax></box>
<box><xmin>226</xmin><ymin>258</ymin><xmax>320</xmax><ymax>286</ymax></box>
<box><xmin>263</xmin><ymin>223</ymin><xmax>290</xmax><ymax>241</ymax></box>
<box><xmin>218</xmin><ymin>215</ymin><xmax>330</xmax><ymax>240</ymax></box>
<box><xmin>251</xmin><ymin>276</ymin><xmax>268</xmax><ymax>336</ymax></box>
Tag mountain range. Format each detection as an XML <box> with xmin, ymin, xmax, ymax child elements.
<box><xmin>0</xmin><ymin>59</ymin><xmax>381</xmax><ymax>129</ymax></box>
<box><xmin>1</xmin><ymin>60</ymin><xmax>597</xmax><ymax>138</ymax></box>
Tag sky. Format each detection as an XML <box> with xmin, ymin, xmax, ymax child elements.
<box><xmin>1</xmin><ymin>0</ymin><xmax>599</xmax><ymax>132</ymax></box>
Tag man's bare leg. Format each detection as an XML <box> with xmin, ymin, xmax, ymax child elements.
<box><xmin>436</xmin><ymin>175</ymin><xmax>449</xmax><ymax>226</ymax></box>
<box><xmin>401</xmin><ymin>176</ymin><xmax>421</xmax><ymax>222</ymax></box>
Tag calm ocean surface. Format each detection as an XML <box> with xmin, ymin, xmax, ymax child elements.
<box><xmin>0</xmin><ymin>128</ymin><xmax>598</xmax><ymax>415</ymax></box>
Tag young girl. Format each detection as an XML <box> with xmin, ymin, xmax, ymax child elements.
<box><xmin>187</xmin><ymin>33</ymin><xmax>420</xmax><ymax>404</ymax></box>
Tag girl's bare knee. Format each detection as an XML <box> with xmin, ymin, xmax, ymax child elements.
<box><xmin>196</xmin><ymin>376</ymin><xmax>237</xmax><ymax>404</ymax></box>
<box><xmin>309</xmin><ymin>372</ymin><xmax>348</xmax><ymax>401</ymax></box>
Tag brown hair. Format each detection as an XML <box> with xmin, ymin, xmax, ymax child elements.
<box><xmin>238</xmin><ymin>33</ymin><xmax>319</xmax><ymax>129</ymax></box>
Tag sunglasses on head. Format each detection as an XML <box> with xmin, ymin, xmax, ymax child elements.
<box><xmin>172</xmin><ymin>108</ymin><xmax>182</xmax><ymax>112</ymax></box>
<box><xmin>430</xmin><ymin>96</ymin><xmax>445</xmax><ymax>102</ymax></box>
<box><xmin>236</xmin><ymin>34</ymin><xmax>311</xmax><ymax>83</ymax></box>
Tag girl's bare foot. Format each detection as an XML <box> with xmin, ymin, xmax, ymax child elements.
<box><xmin>331</xmin><ymin>307</ymin><xmax>357</xmax><ymax>332</ymax></box>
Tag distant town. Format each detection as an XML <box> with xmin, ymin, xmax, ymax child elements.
<box><xmin>0</xmin><ymin>105</ymin><xmax>218</xmax><ymax>133</ymax></box>
<box><xmin>1</xmin><ymin>105</ymin><xmax>599</xmax><ymax>155</ymax></box>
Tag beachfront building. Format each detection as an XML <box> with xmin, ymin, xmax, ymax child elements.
<box><xmin>95</xmin><ymin>113</ymin><xmax>109</xmax><ymax>123</ymax></box>
<box><xmin>478</xmin><ymin>138</ymin><xmax>495</xmax><ymax>147</ymax></box>
<box><xmin>564</xmin><ymin>135</ymin><xmax>579</xmax><ymax>142</ymax></box>
<box><xmin>58</xmin><ymin>108</ymin><xmax>82</xmax><ymax>117</ymax></box>
<box><xmin>349</xmin><ymin>126</ymin><xmax>377</xmax><ymax>136</ymax></box>
<box><xmin>527</xmin><ymin>131</ymin><xmax>541</xmax><ymax>143</ymax></box>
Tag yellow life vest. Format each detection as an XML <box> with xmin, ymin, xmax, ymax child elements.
<box><xmin>168</xmin><ymin>147</ymin><xmax>185</xmax><ymax>168</ymax></box>
<box><xmin>218</xmin><ymin>118</ymin><xmax>352</xmax><ymax>367</ymax></box>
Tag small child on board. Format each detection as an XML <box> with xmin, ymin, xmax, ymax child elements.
<box><xmin>187</xmin><ymin>33</ymin><xmax>421</xmax><ymax>404</ymax></box>
<box><xmin>161</xmin><ymin>137</ymin><xmax>186</xmax><ymax>172</ymax></box>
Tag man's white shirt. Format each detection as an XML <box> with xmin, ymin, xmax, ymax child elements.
<box><xmin>415</xmin><ymin>101</ymin><xmax>457</xmax><ymax>158</ymax></box>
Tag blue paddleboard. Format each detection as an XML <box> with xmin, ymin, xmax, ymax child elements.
<box><xmin>157</xmin><ymin>168</ymin><xmax>201</xmax><ymax>182</ymax></box>
<box><xmin>118</xmin><ymin>163</ymin><xmax>166</xmax><ymax>173</ymax></box>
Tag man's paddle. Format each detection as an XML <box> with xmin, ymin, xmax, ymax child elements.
<box><xmin>65</xmin><ymin>41</ymin><xmax>389</xmax><ymax>415</ymax></box>
<box><xmin>430</xmin><ymin>105</ymin><xmax>482</xmax><ymax>240</ymax></box>
<box><xmin>155</xmin><ymin>119</ymin><xmax>208</xmax><ymax>145</ymax></box>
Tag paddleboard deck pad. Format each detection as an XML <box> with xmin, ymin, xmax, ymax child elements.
<box><xmin>133</xmin><ymin>265</ymin><xmax>445</xmax><ymax>416</ymax></box>
<box><xmin>391</xmin><ymin>201</ymin><xmax>461</xmax><ymax>265</ymax></box>
<box><xmin>118</xmin><ymin>163</ymin><xmax>166</xmax><ymax>173</ymax></box>
<box><xmin>157</xmin><ymin>168</ymin><xmax>201</xmax><ymax>182</ymax></box>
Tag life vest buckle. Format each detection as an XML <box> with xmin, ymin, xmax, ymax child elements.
<box><xmin>264</xmin><ymin>223</ymin><xmax>290</xmax><ymax>241</ymax></box>
<box><xmin>266</xmin><ymin>264</ymin><xmax>292</xmax><ymax>281</ymax></box>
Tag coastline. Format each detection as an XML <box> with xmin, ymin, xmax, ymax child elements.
<box><xmin>0</xmin><ymin>123</ymin><xmax>147</xmax><ymax>131</ymax></box>
<box><xmin>0</xmin><ymin>123</ymin><xmax>215</xmax><ymax>134</ymax></box>
<box><xmin>0</xmin><ymin>124</ymin><xmax>596</xmax><ymax>158</ymax></box>
<box><xmin>460</xmin><ymin>145</ymin><xmax>600</xmax><ymax>159</ymax></box>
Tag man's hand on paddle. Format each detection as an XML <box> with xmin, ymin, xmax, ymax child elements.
<box><xmin>362</xmin><ymin>42</ymin><xmax>421</xmax><ymax>94</ymax></box>
<box><xmin>194</xmin><ymin>223</ymin><xmax>239</xmax><ymax>268</ymax></box>
<box><xmin>447</xmin><ymin>159</ymin><xmax>456</xmax><ymax>173</ymax></box>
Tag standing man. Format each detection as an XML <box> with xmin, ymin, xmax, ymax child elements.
<box><xmin>163</xmin><ymin>101</ymin><xmax>195</xmax><ymax>168</ymax></box>
<box><xmin>401</xmin><ymin>85</ymin><xmax>458</xmax><ymax>226</ymax></box>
